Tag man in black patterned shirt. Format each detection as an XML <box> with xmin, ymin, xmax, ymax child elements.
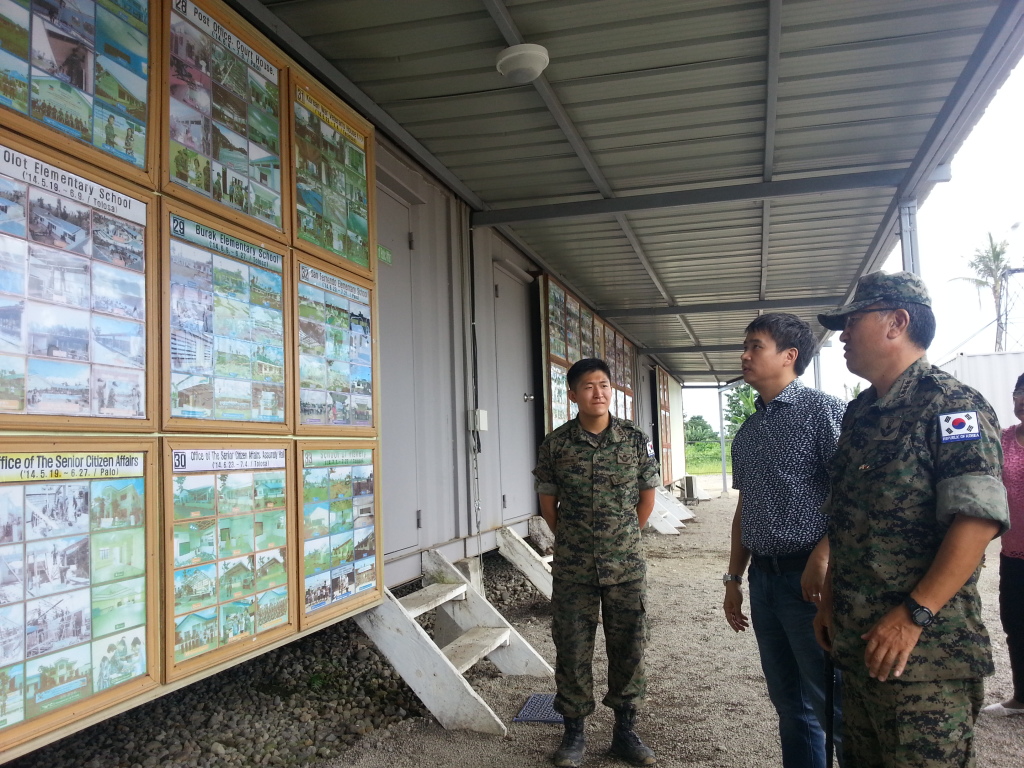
<box><xmin>723</xmin><ymin>313</ymin><xmax>846</xmax><ymax>768</ymax></box>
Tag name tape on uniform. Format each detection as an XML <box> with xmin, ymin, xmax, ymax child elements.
<box><xmin>939</xmin><ymin>411</ymin><xmax>981</xmax><ymax>443</ymax></box>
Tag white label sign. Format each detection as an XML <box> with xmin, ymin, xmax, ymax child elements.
<box><xmin>172</xmin><ymin>448</ymin><xmax>286</xmax><ymax>473</ymax></box>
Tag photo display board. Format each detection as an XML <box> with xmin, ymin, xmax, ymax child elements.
<box><xmin>292</xmin><ymin>75</ymin><xmax>373</xmax><ymax>275</ymax></box>
<box><xmin>165</xmin><ymin>440</ymin><xmax>294</xmax><ymax>680</ymax></box>
<box><xmin>0</xmin><ymin>0</ymin><xmax>153</xmax><ymax>178</ymax></box>
<box><xmin>0</xmin><ymin>135</ymin><xmax>155</xmax><ymax>431</ymax></box>
<box><xmin>541</xmin><ymin>275</ymin><xmax>635</xmax><ymax>433</ymax></box>
<box><xmin>656</xmin><ymin>366</ymin><xmax>672</xmax><ymax>486</ymax></box>
<box><xmin>0</xmin><ymin>439</ymin><xmax>158</xmax><ymax>741</ymax></box>
<box><xmin>295</xmin><ymin>257</ymin><xmax>374</xmax><ymax>434</ymax></box>
<box><xmin>165</xmin><ymin>0</ymin><xmax>286</xmax><ymax>238</ymax></box>
<box><xmin>297</xmin><ymin>443</ymin><xmax>380</xmax><ymax>629</ymax></box>
<box><xmin>163</xmin><ymin>203</ymin><xmax>291</xmax><ymax>432</ymax></box>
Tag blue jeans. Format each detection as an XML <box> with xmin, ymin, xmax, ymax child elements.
<box><xmin>750</xmin><ymin>566</ymin><xmax>843</xmax><ymax>768</ymax></box>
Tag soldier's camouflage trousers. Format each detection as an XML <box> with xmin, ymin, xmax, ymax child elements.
<box><xmin>842</xmin><ymin>672</ymin><xmax>983</xmax><ymax>768</ymax></box>
<box><xmin>551</xmin><ymin>576</ymin><xmax>647</xmax><ymax>719</ymax></box>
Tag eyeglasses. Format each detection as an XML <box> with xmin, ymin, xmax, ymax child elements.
<box><xmin>842</xmin><ymin>307</ymin><xmax>893</xmax><ymax>330</ymax></box>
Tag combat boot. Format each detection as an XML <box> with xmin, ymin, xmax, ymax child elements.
<box><xmin>552</xmin><ymin>716</ymin><xmax>586</xmax><ymax>767</ymax></box>
<box><xmin>609</xmin><ymin>705</ymin><xmax>656</xmax><ymax>765</ymax></box>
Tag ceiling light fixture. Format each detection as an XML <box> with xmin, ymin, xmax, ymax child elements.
<box><xmin>496</xmin><ymin>43</ymin><xmax>549</xmax><ymax>84</ymax></box>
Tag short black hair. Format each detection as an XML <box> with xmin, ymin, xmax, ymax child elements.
<box><xmin>744</xmin><ymin>313</ymin><xmax>815</xmax><ymax>376</ymax></box>
<box><xmin>567</xmin><ymin>358</ymin><xmax>611</xmax><ymax>390</ymax></box>
<box><xmin>877</xmin><ymin>301</ymin><xmax>936</xmax><ymax>349</ymax></box>
<box><xmin>1014</xmin><ymin>372</ymin><xmax>1024</xmax><ymax>392</ymax></box>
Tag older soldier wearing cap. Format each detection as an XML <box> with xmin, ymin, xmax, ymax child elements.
<box><xmin>813</xmin><ymin>271</ymin><xmax>1010</xmax><ymax>768</ymax></box>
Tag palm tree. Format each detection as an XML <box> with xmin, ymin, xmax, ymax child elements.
<box><xmin>957</xmin><ymin>233</ymin><xmax>1013</xmax><ymax>351</ymax></box>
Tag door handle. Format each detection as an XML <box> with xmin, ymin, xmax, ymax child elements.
<box><xmin>523</xmin><ymin>393</ymin><xmax>535</xmax><ymax>402</ymax></box>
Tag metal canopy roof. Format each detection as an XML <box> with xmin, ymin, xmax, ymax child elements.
<box><xmin>235</xmin><ymin>0</ymin><xmax>1024</xmax><ymax>383</ymax></box>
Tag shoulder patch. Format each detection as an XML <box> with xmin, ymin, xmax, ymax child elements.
<box><xmin>646</xmin><ymin>438</ymin><xmax>655</xmax><ymax>457</ymax></box>
<box><xmin>939</xmin><ymin>411</ymin><xmax>981</xmax><ymax>443</ymax></box>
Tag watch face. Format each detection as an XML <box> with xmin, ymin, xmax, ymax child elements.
<box><xmin>912</xmin><ymin>607</ymin><xmax>933</xmax><ymax>627</ymax></box>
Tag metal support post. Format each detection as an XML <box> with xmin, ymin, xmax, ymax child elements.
<box><xmin>718</xmin><ymin>387</ymin><xmax>729</xmax><ymax>498</ymax></box>
<box><xmin>813</xmin><ymin>352</ymin><xmax>821</xmax><ymax>390</ymax></box>
<box><xmin>899</xmin><ymin>198</ymin><xmax>920</xmax><ymax>275</ymax></box>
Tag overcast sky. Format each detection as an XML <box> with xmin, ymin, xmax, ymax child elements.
<box><xmin>684</xmin><ymin>60</ymin><xmax>1024</xmax><ymax>432</ymax></box>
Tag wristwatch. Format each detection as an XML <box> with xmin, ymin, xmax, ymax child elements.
<box><xmin>722</xmin><ymin>573</ymin><xmax>742</xmax><ymax>585</ymax></box>
<box><xmin>904</xmin><ymin>596</ymin><xmax>935</xmax><ymax>627</ymax></box>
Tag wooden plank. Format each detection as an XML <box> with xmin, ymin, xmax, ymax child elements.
<box><xmin>399</xmin><ymin>582</ymin><xmax>467</xmax><ymax>618</ymax></box>
<box><xmin>496</xmin><ymin>527</ymin><xmax>553</xmax><ymax>599</ymax></box>
<box><xmin>441</xmin><ymin>627</ymin><xmax>510</xmax><ymax>674</ymax></box>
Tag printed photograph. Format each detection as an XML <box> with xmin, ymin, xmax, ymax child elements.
<box><xmin>172</xmin><ymin>518</ymin><xmax>215</xmax><ymax>568</ymax></box>
<box><xmin>215</xmin><ymin>472</ymin><xmax>252</xmax><ymax>517</ymax></box>
<box><xmin>169</xmin><ymin>141</ymin><xmax>211</xmax><ymax>194</ymax></box>
<box><xmin>255</xmin><ymin>587</ymin><xmax>287</xmax><ymax>632</ymax></box>
<box><xmin>169</xmin><ymin>12</ymin><xmax>209</xmax><ymax>73</ymax></box>
<box><xmin>212</xmin><ymin>294</ymin><xmax>251</xmax><ymax>341</ymax></box>
<box><xmin>91</xmin><ymin>260</ymin><xmax>143</xmax><ymax>320</ymax></box>
<box><xmin>28</xmin><ymin>188</ymin><xmax>90</xmax><ymax>256</ymax></box>
<box><xmin>212</xmin><ymin>81</ymin><xmax>246</xmax><ymax>135</ymax></box>
<box><xmin>211</xmin><ymin>121</ymin><xmax>247</xmax><ymax>175</ymax></box>
<box><xmin>302</xmin><ymin>501</ymin><xmax>329</xmax><ymax>540</ymax></box>
<box><xmin>298</xmin><ymin>353</ymin><xmax>325</xmax><ymax>391</ymax></box>
<box><xmin>92</xmin><ymin>211</ymin><xmax>143</xmax><ymax>272</ymax></box>
<box><xmin>324</xmin><ymin>292</ymin><xmax>348</xmax><ymax>327</ymax></box>
<box><xmin>170</xmin><ymin>373</ymin><xmax>213</xmax><ymax>418</ymax></box>
<box><xmin>25</xmin><ymin>357</ymin><xmax>89</xmax><ymax>414</ymax></box>
<box><xmin>91</xmin><ymin>575</ymin><xmax>144</xmax><ymax>637</ymax></box>
<box><xmin>89</xmin><ymin>477</ymin><xmax>143</xmax><ymax>530</ymax></box>
<box><xmin>350</xmin><ymin>365</ymin><xmax>371</xmax><ymax>397</ymax></box>
<box><xmin>354</xmin><ymin>525</ymin><xmax>375</xmax><ymax>560</ymax></box>
<box><xmin>298</xmin><ymin>388</ymin><xmax>332</xmax><ymax>425</ymax></box>
<box><xmin>0</xmin><ymin>0</ymin><xmax>30</xmax><ymax>62</ymax></box>
<box><xmin>0</xmin><ymin>603</ymin><xmax>23</xmax><ymax>667</ymax></box>
<box><xmin>92</xmin><ymin>624</ymin><xmax>145</xmax><ymax>691</ymax></box>
<box><xmin>172</xmin><ymin>474</ymin><xmax>215</xmax><ymax>521</ymax></box>
<box><xmin>325</xmin><ymin>359</ymin><xmax>350</xmax><ymax>393</ymax></box>
<box><xmin>301</xmin><ymin>466</ymin><xmax>329</xmax><ymax>504</ymax></box>
<box><xmin>90</xmin><ymin>526</ymin><xmax>144</xmax><ymax>584</ymax></box>
<box><xmin>0</xmin><ymin>485</ymin><xmax>22</xmax><ymax>544</ymax></box>
<box><xmin>0</xmin><ymin>661</ymin><xmax>25</xmax><ymax>728</ymax></box>
<box><xmin>25</xmin><ymin>481</ymin><xmax>88</xmax><ymax>540</ymax></box>
<box><xmin>248</xmin><ymin>147</ymin><xmax>280</xmax><ymax>192</ymax></box>
<box><xmin>173</xmin><ymin>606</ymin><xmax>217</xmax><ymax>663</ymax></box>
<box><xmin>0</xmin><ymin>237</ymin><xmax>26</xmax><ymax>301</ymax></box>
<box><xmin>0</xmin><ymin>353</ymin><xmax>24</xmax><ymax>411</ymax></box>
<box><xmin>249</xmin><ymin>304</ymin><xmax>282</xmax><ymax>345</ymax></box>
<box><xmin>330</xmin><ymin>530</ymin><xmax>353</xmax><ymax>568</ymax></box>
<box><xmin>91</xmin><ymin>313</ymin><xmax>144</xmax><ymax>369</ymax></box>
<box><xmin>24</xmin><ymin>641</ymin><xmax>91</xmax><ymax>719</ymax></box>
<box><xmin>92</xmin><ymin>364</ymin><xmax>144</xmax><ymax>418</ymax></box>
<box><xmin>218</xmin><ymin>554</ymin><xmax>254</xmax><ymax>602</ymax></box>
<box><xmin>303</xmin><ymin>571</ymin><xmax>329</xmax><ymax>614</ymax></box>
<box><xmin>253</xmin><ymin>470</ymin><xmax>285</xmax><ymax>510</ymax></box>
<box><xmin>211</xmin><ymin>41</ymin><xmax>245</xmax><ymax>98</ymax></box>
<box><xmin>354</xmin><ymin>497</ymin><xmax>374</xmax><ymax>523</ymax></box>
<box><xmin>354</xmin><ymin>555</ymin><xmax>375</xmax><ymax>592</ymax></box>
<box><xmin>351</xmin><ymin>464</ymin><xmax>373</xmax><ymax>498</ymax></box>
<box><xmin>177</xmin><ymin>564</ymin><xmax>219</xmax><ymax>623</ymax></box>
<box><xmin>253</xmin><ymin>509</ymin><xmax>286</xmax><ymax>552</ymax></box>
<box><xmin>303</xmin><ymin>535</ymin><xmax>329</xmax><ymax>578</ymax></box>
<box><xmin>248</xmin><ymin>265</ymin><xmax>281</xmax><ymax>311</ymax></box>
<box><xmin>169</xmin><ymin>97</ymin><xmax>208</xmax><ymax>154</ymax></box>
<box><xmin>212</xmin><ymin>254</ymin><xmax>248</xmax><ymax>302</ymax></box>
<box><xmin>349</xmin><ymin>302</ymin><xmax>370</xmax><ymax>336</ymax></box>
<box><xmin>220</xmin><ymin>596</ymin><xmax>254</xmax><ymax>645</ymax></box>
<box><xmin>25</xmin><ymin>587</ymin><xmax>91</xmax><ymax>658</ymax></box>
<box><xmin>27</xmin><ymin>247</ymin><xmax>89</xmax><ymax>310</ymax></box>
<box><xmin>249</xmin><ymin>182</ymin><xmax>281</xmax><ymax>228</ymax></box>
<box><xmin>170</xmin><ymin>54</ymin><xmax>210</xmax><ymax>116</ymax></box>
<box><xmin>248</xmin><ymin>69</ymin><xmax>278</xmax><ymax>118</ymax></box>
<box><xmin>33</xmin><ymin>0</ymin><xmax>96</xmax><ymax>45</ymax></box>
<box><xmin>329</xmin><ymin>465</ymin><xmax>352</xmax><ymax>501</ymax></box>
<box><xmin>214</xmin><ymin>336</ymin><xmax>251</xmax><ymax>379</ymax></box>
<box><xmin>94</xmin><ymin>54</ymin><xmax>144</xmax><ymax>122</ymax></box>
<box><xmin>95</xmin><ymin>4</ymin><xmax>146</xmax><ymax>78</ymax></box>
<box><xmin>217</xmin><ymin>513</ymin><xmax>253</xmax><ymax>558</ymax></box>
<box><xmin>324</xmin><ymin>325</ymin><xmax>347</xmax><ymax>362</ymax></box>
<box><xmin>331</xmin><ymin>563</ymin><xmax>353</xmax><ymax>602</ymax></box>
<box><xmin>24</xmin><ymin>534</ymin><xmax>89</xmax><ymax>597</ymax></box>
<box><xmin>345</xmin><ymin>168</ymin><xmax>368</xmax><ymax>207</ymax></box>
<box><xmin>0</xmin><ymin>47</ymin><xmax>29</xmax><ymax>115</ymax></box>
<box><xmin>297</xmin><ymin>281</ymin><xmax>324</xmax><ymax>322</ymax></box>
<box><xmin>329</xmin><ymin>498</ymin><xmax>353</xmax><ymax>535</ymax></box>
<box><xmin>250</xmin><ymin>381</ymin><xmax>283</xmax><ymax>422</ymax></box>
<box><xmin>298</xmin><ymin>316</ymin><xmax>325</xmax><ymax>357</ymax></box>
<box><xmin>255</xmin><ymin>548</ymin><xmax>285</xmax><ymax>592</ymax></box>
<box><xmin>345</xmin><ymin>143</ymin><xmax>365</xmax><ymax>177</ymax></box>
<box><xmin>0</xmin><ymin>180</ymin><xmax>27</xmax><ymax>240</ymax></box>
<box><xmin>0</xmin><ymin>542</ymin><xmax>24</xmax><ymax>606</ymax></box>
<box><xmin>29</xmin><ymin>16</ymin><xmax>94</xmax><ymax>92</ymax></box>
<box><xmin>248</xmin><ymin>105</ymin><xmax>278</xmax><ymax>155</ymax></box>
<box><xmin>171</xmin><ymin>283</ymin><xmax>213</xmax><ymax>337</ymax></box>
<box><xmin>169</xmin><ymin>239</ymin><xmax>212</xmax><ymax>292</ymax></box>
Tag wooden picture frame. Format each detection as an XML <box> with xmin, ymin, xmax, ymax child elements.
<box><xmin>295</xmin><ymin>440</ymin><xmax>382</xmax><ymax>631</ymax></box>
<box><xmin>0</xmin><ymin>436</ymin><xmax>160</xmax><ymax>753</ymax></box>
<box><xmin>0</xmin><ymin>128</ymin><xmax>158</xmax><ymax>433</ymax></box>
<box><xmin>161</xmin><ymin>198</ymin><xmax>293</xmax><ymax>434</ymax></box>
<box><xmin>0</xmin><ymin>0</ymin><xmax>159</xmax><ymax>187</ymax></box>
<box><xmin>162</xmin><ymin>436</ymin><xmax>297</xmax><ymax>682</ymax></box>
<box><xmin>290</xmin><ymin>72</ymin><xmax>376</xmax><ymax>281</ymax></box>
<box><xmin>292</xmin><ymin>253</ymin><xmax>378</xmax><ymax>436</ymax></box>
<box><xmin>158</xmin><ymin>0</ymin><xmax>291</xmax><ymax>245</ymax></box>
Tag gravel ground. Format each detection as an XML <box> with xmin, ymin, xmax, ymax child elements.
<box><xmin>11</xmin><ymin>493</ymin><xmax>1021</xmax><ymax>767</ymax></box>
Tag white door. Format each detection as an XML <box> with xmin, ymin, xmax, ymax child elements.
<box><xmin>376</xmin><ymin>190</ymin><xmax>420</xmax><ymax>555</ymax></box>
<box><xmin>493</xmin><ymin>266</ymin><xmax>538</xmax><ymax>524</ymax></box>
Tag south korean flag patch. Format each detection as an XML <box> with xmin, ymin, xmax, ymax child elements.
<box><xmin>940</xmin><ymin>411</ymin><xmax>981</xmax><ymax>443</ymax></box>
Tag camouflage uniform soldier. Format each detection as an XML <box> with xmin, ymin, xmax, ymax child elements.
<box><xmin>534</xmin><ymin>358</ymin><xmax>660</xmax><ymax>767</ymax></box>
<box><xmin>815</xmin><ymin>271</ymin><xmax>1010</xmax><ymax>768</ymax></box>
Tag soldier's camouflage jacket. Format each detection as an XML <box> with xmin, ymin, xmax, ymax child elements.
<box><xmin>534</xmin><ymin>416</ymin><xmax>660</xmax><ymax>586</ymax></box>
<box><xmin>825</xmin><ymin>356</ymin><xmax>1010</xmax><ymax>680</ymax></box>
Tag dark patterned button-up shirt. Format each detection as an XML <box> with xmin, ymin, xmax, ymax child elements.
<box><xmin>825</xmin><ymin>357</ymin><xmax>1010</xmax><ymax>680</ymax></box>
<box><xmin>534</xmin><ymin>417</ymin><xmax>661</xmax><ymax>586</ymax></box>
<box><xmin>732</xmin><ymin>379</ymin><xmax>846</xmax><ymax>556</ymax></box>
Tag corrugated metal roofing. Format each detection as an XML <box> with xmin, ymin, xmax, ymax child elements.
<box><xmin>241</xmin><ymin>0</ymin><xmax>1024</xmax><ymax>382</ymax></box>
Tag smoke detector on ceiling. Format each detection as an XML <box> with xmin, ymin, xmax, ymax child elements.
<box><xmin>496</xmin><ymin>44</ymin><xmax>549</xmax><ymax>84</ymax></box>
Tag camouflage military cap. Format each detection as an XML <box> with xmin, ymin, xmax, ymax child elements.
<box><xmin>818</xmin><ymin>271</ymin><xmax>932</xmax><ymax>331</ymax></box>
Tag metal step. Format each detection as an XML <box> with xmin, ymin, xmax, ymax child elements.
<box><xmin>398</xmin><ymin>581</ymin><xmax>467</xmax><ymax>618</ymax></box>
<box><xmin>442</xmin><ymin>626</ymin><xmax>511</xmax><ymax>674</ymax></box>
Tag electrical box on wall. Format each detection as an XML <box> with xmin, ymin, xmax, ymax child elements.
<box><xmin>469</xmin><ymin>409</ymin><xmax>489</xmax><ymax>431</ymax></box>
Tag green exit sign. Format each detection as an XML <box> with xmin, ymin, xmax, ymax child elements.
<box><xmin>377</xmin><ymin>245</ymin><xmax>393</xmax><ymax>264</ymax></box>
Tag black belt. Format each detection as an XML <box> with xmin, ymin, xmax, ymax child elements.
<box><xmin>751</xmin><ymin>551</ymin><xmax>812</xmax><ymax>574</ymax></box>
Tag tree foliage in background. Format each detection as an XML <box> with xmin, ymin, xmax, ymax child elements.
<box><xmin>724</xmin><ymin>384</ymin><xmax>757</xmax><ymax>436</ymax></box>
<box><xmin>956</xmin><ymin>232</ymin><xmax>1013</xmax><ymax>351</ymax></box>
<box><xmin>684</xmin><ymin>414</ymin><xmax>718</xmax><ymax>442</ymax></box>
<box><xmin>843</xmin><ymin>381</ymin><xmax>863</xmax><ymax>401</ymax></box>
